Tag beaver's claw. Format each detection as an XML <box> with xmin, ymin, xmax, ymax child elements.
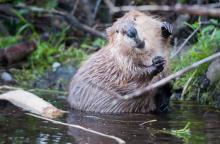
<box><xmin>151</xmin><ymin>56</ymin><xmax>166</xmax><ymax>75</ymax></box>
<box><xmin>161</xmin><ymin>22</ymin><xmax>172</xmax><ymax>38</ymax></box>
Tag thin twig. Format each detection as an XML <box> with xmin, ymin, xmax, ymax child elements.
<box><xmin>17</xmin><ymin>4</ymin><xmax>106</xmax><ymax>38</ymax></box>
<box><xmin>171</xmin><ymin>26</ymin><xmax>200</xmax><ymax>58</ymax></box>
<box><xmin>104</xmin><ymin>0</ymin><xmax>220</xmax><ymax>18</ymax></box>
<box><xmin>181</xmin><ymin>70</ymin><xmax>197</xmax><ymax>100</ymax></box>
<box><xmin>93</xmin><ymin>0</ymin><xmax>102</xmax><ymax>20</ymax></box>
<box><xmin>121</xmin><ymin>52</ymin><xmax>220</xmax><ymax>100</ymax></box>
<box><xmin>26</xmin><ymin>113</ymin><xmax>126</xmax><ymax>144</ymax></box>
<box><xmin>139</xmin><ymin>119</ymin><xmax>157</xmax><ymax>126</ymax></box>
<box><xmin>70</xmin><ymin>0</ymin><xmax>80</xmax><ymax>15</ymax></box>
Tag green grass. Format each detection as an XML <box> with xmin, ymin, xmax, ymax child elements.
<box><xmin>171</xmin><ymin>20</ymin><xmax>220</xmax><ymax>100</ymax></box>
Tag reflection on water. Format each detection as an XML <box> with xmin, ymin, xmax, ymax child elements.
<box><xmin>0</xmin><ymin>101</ymin><xmax>220</xmax><ymax>144</ymax></box>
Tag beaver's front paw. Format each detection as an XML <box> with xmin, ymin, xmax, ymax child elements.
<box><xmin>151</xmin><ymin>56</ymin><xmax>166</xmax><ymax>75</ymax></box>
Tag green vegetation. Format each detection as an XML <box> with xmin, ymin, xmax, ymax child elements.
<box><xmin>160</xmin><ymin>122</ymin><xmax>191</xmax><ymax>143</ymax></box>
<box><xmin>0</xmin><ymin>11</ymin><xmax>106</xmax><ymax>88</ymax></box>
<box><xmin>0</xmin><ymin>35</ymin><xmax>106</xmax><ymax>87</ymax></box>
<box><xmin>171</xmin><ymin>20</ymin><xmax>220</xmax><ymax>102</ymax></box>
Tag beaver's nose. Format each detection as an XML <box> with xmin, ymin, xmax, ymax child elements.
<box><xmin>136</xmin><ymin>40</ymin><xmax>145</xmax><ymax>49</ymax></box>
<box><xmin>135</xmin><ymin>39</ymin><xmax>145</xmax><ymax>49</ymax></box>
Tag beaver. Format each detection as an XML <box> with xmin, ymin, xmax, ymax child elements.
<box><xmin>68</xmin><ymin>11</ymin><xmax>172</xmax><ymax>113</ymax></box>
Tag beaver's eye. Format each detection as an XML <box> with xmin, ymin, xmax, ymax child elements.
<box><xmin>127</xmin><ymin>27</ymin><xmax>137</xmax><ymax>38</ymax></box>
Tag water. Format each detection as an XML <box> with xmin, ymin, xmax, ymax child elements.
<box><xmin>0</xmin><ymin>99</ymin><xmax>220</xmax><ymax>144</ymax></box>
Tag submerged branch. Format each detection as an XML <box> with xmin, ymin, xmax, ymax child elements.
<box><xmin>121</xmin><ymin>52</ymin><xmax>220</xmax><ymax>100</ymax></box>
<box><xmin>26</xmin><ymin>113</ymin><xmax>126</xmax><ymax>144</ymax></box>
<box><xmin>139</xmin><ymin>120</ymin><xmax>157</xmax><ymax>126</ymax></box>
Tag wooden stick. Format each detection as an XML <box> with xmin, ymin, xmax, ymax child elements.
<box><xmin>26</xmin><ymin>113</ymin><xmax>126</xmax><ymax>144</ymax></box>
<box><xmin>121</xmin><ymin>52</ymin><xmax>220</xmax><ymax>100</ymax></box>
<box><xmin>104</xmin><ymin>0</ymin><xmax>220</xmax><ymax>18</ymax></box>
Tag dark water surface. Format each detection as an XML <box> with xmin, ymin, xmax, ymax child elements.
<box><xmin>0</xmin><ymin>99</ymin><xmax>220</xmax><ymax>144</ymax></box>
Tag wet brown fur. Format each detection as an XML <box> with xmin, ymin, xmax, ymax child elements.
<box><xmin>68</xmin><ymin>11</ymin><xmax>170</xmax><ymax>113</ymax></box>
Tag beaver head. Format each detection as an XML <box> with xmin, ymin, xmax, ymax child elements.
<box><xmin>106</xmin><ymin>11</ymin><xmax>171</xmax><ymax>71</ymax></box>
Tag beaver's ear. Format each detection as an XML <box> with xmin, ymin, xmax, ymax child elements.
<box><xmin>106</xmin><ymin>26</ymin><xmax>120</xmax><ymax>41</ymax></box>
<box><xmin>106</xmin><ymin>27</ymin><xmax>114</xmax><ymax>39</ymax></box>
<box><xmin>161</xmin><ymin>22</ymin><xmax>172</xmax><ymax>38</ymax></box>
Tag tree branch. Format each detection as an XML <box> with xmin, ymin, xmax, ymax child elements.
<box><xmin>121</xmin><ymin>52</ymin><xmax>220</xmax><ymax>100</ymax></box>
<box><xmin>16</xmin><ymin>4</ymin><xmax>106</xmax><ymax>39</ymax></box>
<box><xmin>0</xmin><ymin>4</ymin><xmax>106</xmax><ymax>39</ymax></box>
<box><xmin>104</xmin><ymin>0</ymin><xmax>220</xmax><ymax>18</ymax></box>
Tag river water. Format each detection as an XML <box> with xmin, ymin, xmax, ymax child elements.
<box><xmin>0</xmin><ymin>99</ymin><xmax>220</xmax><ymax>144</ymax></box>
